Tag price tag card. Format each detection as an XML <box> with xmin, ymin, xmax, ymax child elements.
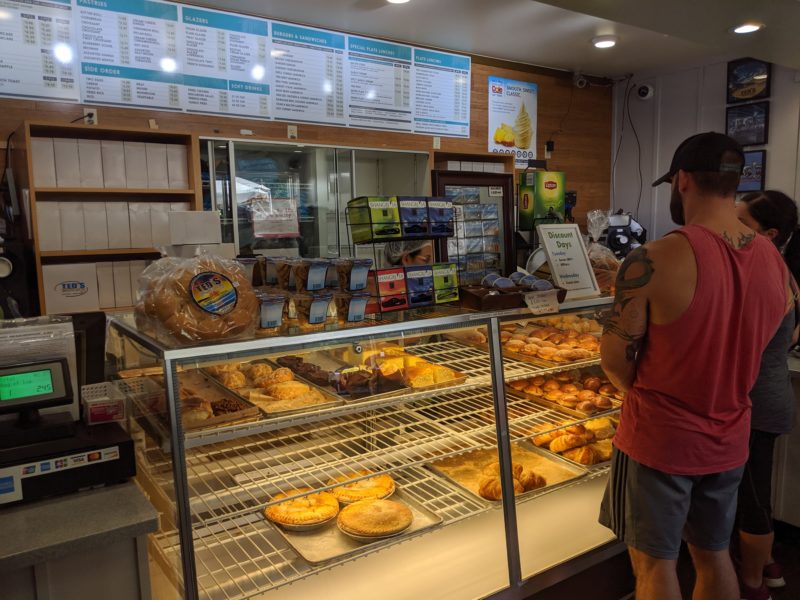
<box><xmin>524</xmin><ymin>289</ymin><xmax>559</xmax><ymax>315</ymax></box>
<box><xmin>536</xmin><ymin>223</ymin><xmax>600</xmax><ymax>300</ymax></box>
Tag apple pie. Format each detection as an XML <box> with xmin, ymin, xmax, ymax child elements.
<box><xmin>263</xmin><ymin>487</ymin><xmax>339</xmax><ymax>526</ymax></box>
<box><xmin>327</xmin><ymin>469</ymin><xmax>395</xmax><ymax>503</ymax></box>
<box><xmin>337</xmin><ymin>498</ymin><xmax>413</xmax><ymax>537</ymax></box>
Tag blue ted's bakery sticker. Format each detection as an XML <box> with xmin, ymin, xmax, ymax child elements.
<box><xmin>190</xmin><ymin>272</ymin><xmax>238</xmax><ymax>315</ymax></box>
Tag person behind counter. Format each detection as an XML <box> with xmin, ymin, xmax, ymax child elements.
<box><xmin>598</xmin><ymin>132</ymin><xmax>790</xmax><ymax>600</ymax></box>
<box><xmin>735</xmin><ymin>190</ymin><xmax>800</xmax><ymax>600</ymax></box>
<box><xmin>384</xmin><ymin>240</ymin><xmax>434</xmax><ymax>266</ymax></box>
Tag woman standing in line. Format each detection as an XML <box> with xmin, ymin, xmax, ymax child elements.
<box><xmin>735</xmin><ymin>190</ymin><xmax>800</xmax><ymax>600</ymax></box>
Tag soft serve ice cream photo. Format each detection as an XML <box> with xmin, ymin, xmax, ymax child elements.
<box><xmin>487</xmin><ymin>76</ymin><xmax>538</xmax><ymax>168</ymax></box>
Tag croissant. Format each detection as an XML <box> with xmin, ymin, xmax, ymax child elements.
<box><xmin>550</xmin><ymin>434</ymin><xmax>588</xmax><ymax>454</ymax></box>
<box><xmin>482</xmin><ymin>461</ymin><xmax>523</xmax><ymax>479</ymax></box>
<box><xmin>518</xmin><ymin>470</ymin><xmax>546</xmax><ymax>491</ymax></box>
<box><xmin>563</xmin><ymin>446</ymin><xmax>600</xmax><ymax>465</ymax></box>
<box><xmin>478</xmin><ymin>476</ymin><xmax>524</xmax><ymax>501</ymax></box>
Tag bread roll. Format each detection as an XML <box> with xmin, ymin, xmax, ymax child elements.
<box><xmin>219</xmin><ymin>370</ymin><xmax>247</xmax><ymax>389</ymax></box>
<box><xmin>543</xmin><ymin>379</ymin><xmax>560</xmax><ymax>391</ymax></box>
<box><xmin>583</xmin><ymin>376</ymin><xmax>602</xmax><ymax>391</ymax></box>
<box><xmin>482</xmin><ymin>461</ymin><xmax>523</xmax><ymax>479</ymax></box>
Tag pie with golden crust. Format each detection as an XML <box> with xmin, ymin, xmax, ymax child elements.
<box><xmin>264</xmin><ymin>487</ymin><xmax>339</xmax><ymax>526</ymax></box>
<box><xmin>337</xmin><ymin>498</ymin><xmax>413</xmax><ymax>537</ymax></box>
<box><xmin>327</xmin><ymin>469</ymin><xmax>395</xmax><ymax>503</ymax></box>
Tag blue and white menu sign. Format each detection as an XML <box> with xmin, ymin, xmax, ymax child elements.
<box><xmin>180</xmin><ymin>6</ymin><xmax>269</xmax><ymax>118</ymax></box>
<box><xmin>77</xmin><ymin>0</ymin><xmax>181</xmax><ymax>110</ymax></box>
<box><xmin>0</xmin><ymin>0</ymin><xmax>78</xmax><ymax>101</ymax></box>
<box><xmin>346</xmin><ymin>36</ymin><xmax>412</xmax><ymax>132</ymax></box>
<box><xmin>413</xmin><ymin>48</ymin><xmax>470</xmax><ymax>137</ymax></box>
<box><xmin>271</xmin><ymin>22</ymin><xmax>345</xmax><ymax>126</ymax></box>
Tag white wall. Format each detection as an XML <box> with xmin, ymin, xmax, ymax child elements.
<box><xmin>612</xmin><ymin>63</ymin><xmax>800</xmax><ymax>240</ymax></box>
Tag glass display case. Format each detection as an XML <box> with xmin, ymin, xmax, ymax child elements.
<box><xmin>107</xmin><ymin>303</ymin><xmax>619</xmax><ymax>600</ymax></box>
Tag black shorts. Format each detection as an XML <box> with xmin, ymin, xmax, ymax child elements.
<box><xmin>737</xmin><ymin>429</ymin><xmax>779</xmax><ymax>535</ymax></box>
<box><xmin>599</xmin><ymin>448</ymin><xmax>745</xmax><ymax>560</ymax></box>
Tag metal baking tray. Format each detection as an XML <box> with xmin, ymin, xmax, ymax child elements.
<box><xmin>505</xmin><ymin>387</ymin><xmax>620</xmax><ymax>419</ymax></box>
<box><xmin>203</xmin><ymin>362</ymin><xmax>344</xmax><ymax>418</ymax></box>
<box><xmin>427</xmin><ymin>440</ymin><xmax>586</xmax><ymax>504</ymax></box>
<box><xmin>500</xmin><ymin>346</ymin><xmax>600</xmax><ymax>369</ymax></box>
<box><xmin>270</xmin><ymin>489</ymin><xmax>443</xmax><ymax>565</ymax></box>
<box><xmin>309</xmin><ymin>349</ymin><xmax>468</xmax><ymax>402</ymax></box>
<box><xmin>265</xmin><ymin>352</ymin><xmax>409</xmax><ymax>403</ymax></box>
<box><xmin>127</xmin><ymin>371</ymin><xmax>262</xmax><ymax>431</ymax></box>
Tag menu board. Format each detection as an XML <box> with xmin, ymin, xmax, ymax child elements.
<box><xmin>0</xmin><ymin>0</ymin><xmax>78</xmax><ymax>101</ymax></box>
<box><xmin>77</xmin><ymin>0</ymin><xmax>181</xmax><ymax>110</ymax></box>
<box><xmin>413</xmin><ymin>48</ymin><xmax>470</xmax><ymax>137</ymax></box>
<box><xmin>271</xmin><ymin>22</ymin><xmax>345</xmax><ymax>126</ymax></box>
<box><xmin>346</xmin><ymin>35</ymin><xmax>412</xmax><ymax>132</ymax></box>
<box><xmin>0</xmin><ymin>1</ymin><xmax>472</xmax><ymax>137</ymax></box>
<box><xmin>180</xmin><ymin>6</ymin><xmax>269</xmax><ymax>118</ymax></box>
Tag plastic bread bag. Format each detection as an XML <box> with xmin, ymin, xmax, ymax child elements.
<box><xmin>134</xmin><ymin>251</ymin><xmax>259</xmax><ymax>344</ymax></box>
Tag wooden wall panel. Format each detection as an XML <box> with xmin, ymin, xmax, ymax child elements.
<box><xmin>0</xmin><ymin>58</ymin><xmax>612</xmax><ymax>226</ymax></box>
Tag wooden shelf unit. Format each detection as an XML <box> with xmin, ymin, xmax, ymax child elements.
<box><xmin>16</xmin><ymin>120</ymin><xmax>203</xmax><ymax>314</ymax></box>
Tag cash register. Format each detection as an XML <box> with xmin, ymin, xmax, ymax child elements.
<box><xmin>0</xmin><ymin>357</ymin><xmax>135</xmax><ymax>505</ymax></box>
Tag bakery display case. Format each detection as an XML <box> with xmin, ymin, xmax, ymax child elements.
<box><xmin>106</xmin><ymin>302</ymin><xmax>619</xmax><ymax>600</ymax></box>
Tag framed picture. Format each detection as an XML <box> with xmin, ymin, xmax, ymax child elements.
<box><xmin>727</xmin><ymin>57</ymin><xmax>771</xmax><ymax>104</ymax></box>
<box><xmin>738</xmin><ymin>150</ymin><xmax>766</xmax><ymax>193</ymax></box>
<box><xmin>726</xmin><ymin>101</ymin><xmax>769</xmax><ymax>146</ymax></box>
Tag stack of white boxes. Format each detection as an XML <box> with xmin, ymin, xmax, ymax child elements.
<box><xmin>30</xmin><ymin>138</ymin><xmax>190</xmax><ymax>190</ymax></box>
<box><xmin>37</xmin><ymin>201</ymin><xmax>192</xmax><ymax>251</ymax></box>
<box><xmin>42</xmin><ymin>259</ymin><xmax>152</xmax><ymax>313</ymax></box>
<box><xmin>434</xmin><ymin>160</ymin><xmax>506</xmax><ymax>173</ymax></box>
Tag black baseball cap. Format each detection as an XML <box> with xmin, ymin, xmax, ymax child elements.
<box><xmin>652</xmin><ymin>132</ymin><xmax>744</xmax><ymax>186</ymax></box>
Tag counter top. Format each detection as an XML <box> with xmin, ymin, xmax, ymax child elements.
<box><xmin>0</xmin><ymin>482</ymin><xmax>158</xmax><ymax>572</ymax></box>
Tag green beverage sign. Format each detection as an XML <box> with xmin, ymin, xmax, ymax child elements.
<box><xmin>0</xmin><ymin>370</ymin><xmax>54</xmax><ymax>401</ymax></box>
<box><xmin>519</xmin><ymin>171</ymin><xmax>565</xmax><ymax>230</ymax></box>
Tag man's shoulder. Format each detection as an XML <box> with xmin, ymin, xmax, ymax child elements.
<box><xmin>631</xmin><ymin>234</ymin><xmax>692</xmax><ymax>268</ymax></box>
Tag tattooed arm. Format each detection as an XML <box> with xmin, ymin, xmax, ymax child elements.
<box><xmin>600</xmin><ymin>246</ymin><xmax>655</xmax><ymax>393</ymax></box>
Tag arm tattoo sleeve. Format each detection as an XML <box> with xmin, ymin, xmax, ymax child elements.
<box><xmin>603</xmin><ymin>247</ymin><xmax>654</xmax><ymax>362</ymax></box>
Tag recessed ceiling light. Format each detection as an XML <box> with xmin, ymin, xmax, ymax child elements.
<box><xmin>592</xmin><ymin>35</ymin><xmax>617</xmax><ymax>49</ymax></box>
<box><xmin>387</xmin><ymin>0</ymin><xmax>410</xmax><ymax>4</ymax></box>
<box><xmin>732</xmin><ymin>23</ymin><xmax>763</xmax><ymax>34</ymax></box>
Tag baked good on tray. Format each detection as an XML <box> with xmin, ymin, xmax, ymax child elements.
<box><xmin>328</xmin><ymin>469</ymin><xmax>396</xmax><ymax>503</ymax></box>
<box><xmin>182</xmin><ymin>396</ymin><xmax>213</xmax><ymax>426</ymax></box>
<box><xmin>479</xmin><ymin>476</ymin><xmax>524</xmax><ymax>500</ymax></box>
<box><xmin>337</xmin><ymin>498</ymin><xmax>413</xmax><ymax>537</ymax></box>
<box><xmin>264</xmin><ymin>487</ymin><xmax>339</xmax><ymax>527</ymax></box>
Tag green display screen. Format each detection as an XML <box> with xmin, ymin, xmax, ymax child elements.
<box><xmin>0</xmin><ymin>369</ymin><xmax>54</xmax><ymax>401</ymax></box>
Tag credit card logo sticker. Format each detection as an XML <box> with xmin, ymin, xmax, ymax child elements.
<box><xmin>40</xmin><ymin>463</ymin><xmax>51</xmax><ymax>472</ymax></box>
<box><xmin>22</xmin><ymin>465</ymin><xmax>36</xmax><ymax>475</ymax></box>
<box><xmin>0</xmin><ymin>476</ymin><xmax>15</xmax><ymax>495</ymax></box>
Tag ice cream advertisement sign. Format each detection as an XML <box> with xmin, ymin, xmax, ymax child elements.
<box><xmin>487</xmin><ymin>76</ymin><xmax>538</xmax><ymax>169</ymax></box>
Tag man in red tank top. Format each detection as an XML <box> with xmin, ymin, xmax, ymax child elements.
<box><xmin>598</xmin><ymin>132</ymin><xmax>791</xmax><ymax>600</ymax></box>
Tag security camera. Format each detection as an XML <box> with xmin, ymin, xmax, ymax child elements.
<box><xmin>636</xmin><ymin>84</ymin><xmax>654</xmax><ymax>100</ymax></box>
<box><xmin>572</xmin><ymin>72</ymin><xmax>588</xmax><ymax>89</ymax></box>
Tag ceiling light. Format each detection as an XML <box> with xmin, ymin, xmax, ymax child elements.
<box><xmin>0</xmin><ymin>9</ymin><xmax>12</xmax><ymax>20</ymax></box>
<box><xmin>387</xmin><ymin>0</ymin><xmax>410</xmax><ymax>4</ymax></box>
<box><xmin>250</xmin><ymin>64</ymin><xmax>265</xmax><ymax>80</ymax></box>
<box><xmin>732</xmin><ymin>23</ymin><xmax>763</xmax><ymax>34</ymax></box>
<box><xmin>592</xmin><ymin>35</ymin><xmax>617</xmax><ymax>49</ymax></box>
<box><xmin>53</xmin><ymin>43</ymin><xmax>74</xmax><ymax>64</ymax></box>
<box><xmin>160</xmin><ymin>57</ymin><xmax>177</xmax><ymax>72</ymax></box>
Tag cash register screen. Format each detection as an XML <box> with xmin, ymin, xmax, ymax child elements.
<box><xmin>0</xmin><ymin>369</ymin><xmax>54</xmax><ymax>401</ymax></box>
<box><xmin>0</xmin><ymin>359</ymin><xmax>70</xmax><ymax>415</ymax></box>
